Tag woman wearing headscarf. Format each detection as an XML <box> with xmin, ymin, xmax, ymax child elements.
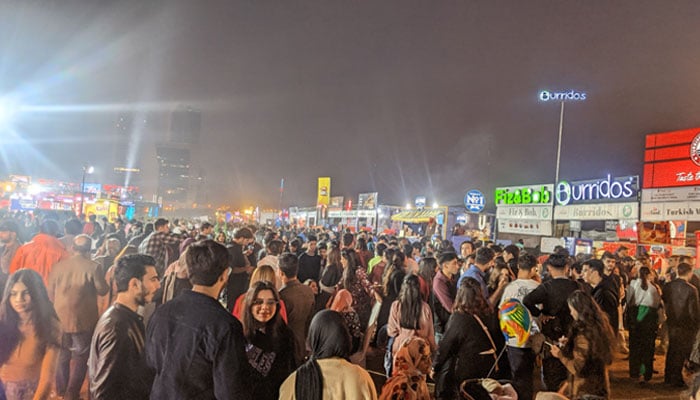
<box><xmin>379</xmin><ymin>337</ymin><xmax>432</xmax><ymax>400</ymax></box>
<box><xmin>329</xmin><ymin>289</ymin><xmax>363</xmax><ymax>354</ymax></box>
<box><xmin>279</xmin><ymin>310</ymin><xmax>377</xmax><ymax>400</ymax></box>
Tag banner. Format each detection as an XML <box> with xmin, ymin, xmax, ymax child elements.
<box><xmin>358</xmin><ymin>192</ymin><xmax>378</xmax><ymax>209</ymax></box>
<box><xmin>641</xmin><ymin>187</ymin><xmax>700</xmax><ymax>202</ymax></box>
<box><xmin>496</xmin><ymin>205</ymin><xmax>553</xmax><ymax>221</ymax></box>
<box><xmin>641</xmin><ymin>202</ymin><xmax>700</xmax><ymax>221</ymax></box>
<box><xmin>553</xmin><ymin>202</ymin><xmax>638</xmax><ymax>221</ymax></box>
<box><xmin>498</xmin><ymin>219</ymin><xmax>552</xmax><ymax>236</ymax></box>
<box><xmin>317</xmin><ymin>177</ymin><xmax>330</xmax><ymax>206</ymax></box>
<box><xmin>637</xmin><ymin>221</ymin><xmax>670</xmax><ymax>244</ymax></box>
<box><xmin>330</xmin><ymin>196</ymin><xmax>344</xmax><ymax>208</ymax></box>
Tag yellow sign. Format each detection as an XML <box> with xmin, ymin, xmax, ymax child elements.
<box><xmin>317</xmin><ymin>177</ymin><xmax>331</xmax><ymax>206</ymax></box>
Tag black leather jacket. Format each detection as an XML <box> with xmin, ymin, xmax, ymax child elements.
<box><xmin>88</xmin><ymin>303</ymin><xmax>153</xmax><ymax>400</ymax></box>
<box><xmin>662</xmin><ymin>278</ymin><xmax>700</xmax><ymax>331</ymax></box>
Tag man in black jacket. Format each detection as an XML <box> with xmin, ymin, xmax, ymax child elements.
<box><xmin>88</xmin><ymin>254</ymin><xmax>160</xmax><ymax>399</ymax></box>
<box><xmin>226</xmin><ymin>227</ymin><xmax>254</xmax><ymax>311</ymax></box>
<box><xmin>582</xmin><ymin>259</ymin><xmax>619</xmax><ymax>332</ymax></box>
<box><xmin>523</xmin><ymin>254</ymin><xmax>580</xmax><ymax>392</ymax></box>
<box><xmin>662</xmin><ymin>262</ymin><xmax>700</xmax><ymax>387</ymax></box>
<box><xmin>146</xmin><ymin>240</ymin><xmax>252</xmax><ymax>399</ymax></box>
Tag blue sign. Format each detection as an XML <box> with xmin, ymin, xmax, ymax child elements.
<box><xmin>464</xmin><ymin>190</ymin><xmax>485</xmax><ymax>213</ymax></box>
<box><xmin>415</xmin><ymin>196</ymin><xmax>426</xmax><ymax>208</ymax></box>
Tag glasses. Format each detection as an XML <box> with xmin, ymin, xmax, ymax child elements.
<box><xmin>251</xmin><ymin>299</ymin><xmax>278</xmax><ymax>307</ymax></box>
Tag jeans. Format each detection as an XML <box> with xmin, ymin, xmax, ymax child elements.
<box><xmin>57</xmin><ymin>332</ymin><xmax>92</xmax><ymax>400</ymax></box>
<box><xmin>507</xmin><ymin>346</ymin><xmax>535</xmax><ymax>400</ymax></box>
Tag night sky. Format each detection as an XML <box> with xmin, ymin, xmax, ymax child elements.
<box><xmin>2</xmin><ymin>0</ymin><xmax>700</xmax><ymax>209</ymax></box>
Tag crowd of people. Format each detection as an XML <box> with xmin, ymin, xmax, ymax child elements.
<box><xmin>0</xmin><ymin>210</ymin><xmax>699</xmax><ymax>400</ymax></box>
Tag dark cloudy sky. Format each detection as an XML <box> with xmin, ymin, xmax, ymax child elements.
<box><xmin>2</xmin><ymin>0</ymin><xmax>700</xmax><ymax>208</ymax></box>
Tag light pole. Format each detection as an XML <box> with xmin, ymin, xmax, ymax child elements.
<box><xmin>555</xmin><ymin>101</ymin><xmax>565</xmax><ymax>185</ymax></box>
<box><xmin>538</xmin><ymin>89</ymin><xmax>587</xmax><ymax>184</ymax></box>
<box><xmin>539</xmin><ymin>89</ymin><xmax>587</xmax><ymax>236</ymax></box>
<box><xmin>80</xmin><ymin>165</ymin><xmax>94</xmax><ymax>219</ymax></box>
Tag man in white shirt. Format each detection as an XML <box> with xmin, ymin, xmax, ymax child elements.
<box><xmin>499</xmin><ymin>253</ymin><xmax>540</xmax><ymax>400</ymax></box>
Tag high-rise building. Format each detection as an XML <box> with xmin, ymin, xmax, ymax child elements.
<box><xmin>155</xmin><ymin>106</ymin><xmax>202</xmax><ymax>205</ymax></box>
<box><xmin>156</xmin><ymin>145</ymin><xmax>190</xmax><ymax>203</ymax></box>
<box><xmin>170</xmin><ymin>106</ymin><xmax>201</xmax><ymax>144</ymax></box>
<box><xmin>112</xmin><ymin>113</ymin><xmax>145</xmax><ymax>187</ymax></box>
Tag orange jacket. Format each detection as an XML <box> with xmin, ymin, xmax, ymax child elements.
<box><xmin>9</xmin><ymin>233</ymin><xmax>69</xmax><ymax>286</ymax></box>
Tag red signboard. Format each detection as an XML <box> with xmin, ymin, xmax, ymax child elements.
<box><xmin>644</xmin><ymin>127</ymin><xmax>700</xmax><ymax>188</ymax></box>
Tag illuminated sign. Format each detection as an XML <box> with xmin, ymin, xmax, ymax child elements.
<box><xmin>494</xmin><ymin>184</ymin><xmax>553</xmax><ymax>206</ymax></box>
<box><xmin>643</xmin><ymin>127</ymin><xmax>700</xmax><ymax>188</ymax></box>
<box><xmin>539</xmin><ymin>90</ymin><xmax>587</xmax><ymax>102</ymax></box>
<box><xmin>464</xmin><ymin>190</ymin><xmax>485</xmax><ymax>213</ymax></box>
<box><xmin>555</xmin><ymin>175</ymin><xmax>639</xmax><ymax>206</ymax></box>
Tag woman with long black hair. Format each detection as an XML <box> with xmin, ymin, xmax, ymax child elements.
<box><xmin>0</xmin><ymin>270</ymin><xmax>61</xmax><ymax>400</ymax></box>
<box><xmin>387</xmin><ymin>275</ymin><xmax>436</xmax><ymax>363</ymax></box>
<box><xmin>432</xmin><ymin>277</ymin><xmax>508</xmax><ymax>400</ymax></box>
<box><xmin>240</xmin><ymin>281</ymin><xmax>296</xmax><ymax>400</ymax></box>
<box><xmin>279</xmin><ymin>310</ymin><xmax>377</xmax><ymax>399</ymax></box>
<box><xmin>375</xmin><ymin>250</ymin><xmax>404</xmax><ymax>334</ymax></box>
<box><xmin>317</xmin><ymin>245</ymin><xmax>343</xmax><ymax>311</ymax></box>
<box><xmin>543</xmin><ymin>290</ymin><xmax>615</xmax><ymax>400</ymax></box>
<box><xmin>417</xmin><ymin>256</ymin><xmax>438</xmax><ymax>302</ymax></box>
<box><xmin>339</xmin><ymin>249</ymin><xmax>373</xmax><ymax>330</ymax></box>
<box><xmin>626</xmin><ymin>266</ymin><xmax>662</xmax><ymax>383</ymax></box>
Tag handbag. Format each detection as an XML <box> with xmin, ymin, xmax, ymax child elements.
<box><xmin>473</xmin><ymin>314</ymin><xmax>499</xmax><ymax>374</ymax></box>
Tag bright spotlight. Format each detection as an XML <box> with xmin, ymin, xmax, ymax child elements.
<box><xmin>432</xmin><ymin>202</ymin><xmax>439</xmax><ymax>208</ymax></box>
<box><xmin>87</xmin><ymin>166</ymin><xmax>94</xmax><ymax>174</ymax></box>
<box><xmin>0</xmin><ymin>98</ymin><xmax>18</xmax><ymax>127</ymax></box>
<box><xmin>405</xmin><ymin>203</ymin><xmax>412</xmax><ymax>210</ymax></box>
<box><xmin>28</xmin><ymin>184</ymin><xmax>43</xmax><ymax>195</ymax></box>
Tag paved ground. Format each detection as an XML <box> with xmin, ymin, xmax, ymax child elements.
<box><xmin>607</xmin><ymin>351</ymin><xmax>687</xmax><ymax>400</ymax></box>
<box><xmin>366</xmin><ymin>346</ymin><xmax>690</xmax><ymax>399</ymax></box>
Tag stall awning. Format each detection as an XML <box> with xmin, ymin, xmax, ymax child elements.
<box><xmin>391</xmin><ymin>209</ymin><xmax>442</xmax><ymax>223</ymax></box>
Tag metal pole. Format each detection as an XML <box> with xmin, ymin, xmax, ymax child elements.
<box><xmin>279</xmin><ymin>178</ymin><xmax>284</xmax><ymax>211</ymax></box>
<box><xmin>554</xmin><ymin>100</ymin><xmax>565</xmax><ymax>185</ymax></box>
<box><xmin>80</xmin><ymin>169</ymin><xmax>86</xmax><ymax>220</ymax></box>
<box><xmin>552</xmin><ymin>101</ymin><xmax>565</xmax><ymax>237</ymax></box>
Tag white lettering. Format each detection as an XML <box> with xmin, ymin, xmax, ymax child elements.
<box><xmin>539</xmin><ymin>90</ymin><xmax>588</xmax><ymax>102</ymax></box>
<box><xmin>556</xmin><ymin>175</ymin><xmax>638</xmax><ymax>205</ymax></box>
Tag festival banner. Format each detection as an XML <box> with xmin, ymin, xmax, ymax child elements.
<box><xmin>358</xmin><ymin>192</ymin><xmax>378</xmax><ymax>209</ymax></box>
<box><xmin>317</xmin><ymin>177</ymin><xmax>331</xmax><ymax>206</ymax></box>
<box><xmin>330</xmin><ymin>196</ymin><xmax>344</xmax><ymax>208</ymax></box>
